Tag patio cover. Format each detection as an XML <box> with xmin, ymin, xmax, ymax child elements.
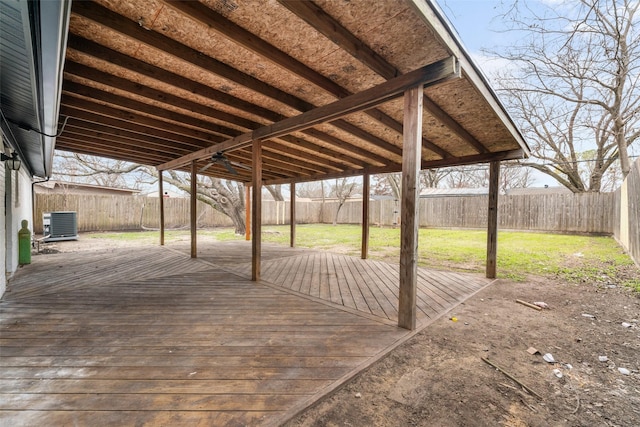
<box><xmin>54</xmin><ymin>0</ymin><xmax>529</xmax><ymax>182</ymax></box>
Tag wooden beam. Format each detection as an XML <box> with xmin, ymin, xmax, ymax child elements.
<box><xmin>251</xmin><ymin>140</ymin><xmax>262</xmax><ymax>281</ymax></box>
<box><xmin>62</xmin><ymin>81</ymin><xmax>240</xmax><ymax>138</ymax></box>
<box><xmin>421</xmin><ymin>95</ymin><xmax>487</xmax><ymax>154</ymax></box>
<box><xmin>486</xmin><ymin>161</ymin><xmax>500</xmax><ymax>278</ymax></box>
<box><xmin>157</xmin><ymin>57</ymin><xmax>459</xmax><ymax>171</ymax></box>
<box><xmin>61</xmin><ymin>120</ymin><xmax>196</xmax><ymax>156</ymax></box>
<box><xmin>57</xmin><ymin>134</ymin><xmax>170</xmax><ymax>163</ymax></box>
<box><xmin>265</xmin><ymin>140</ymin><xmax>344</xmax><ymax>172</ymax></box>
<box><xmin>398</xmin><ymin>86</ymin><xmax>424</xmax><ymax>331</ymax></box>
<box><xmin>72</xmin><ymin>1</ymin><xmax>311</xmax><ymax>112</ymax></box>
<box><xmin>64</xmin><ymin>62</ymin><xmax>258</xmax><ymax>131</ymax></box>
<box><xmin>64</xmin><ymin>72</ymin><xmax>397</xmax><ymax>168</ymax></box>
<box><xmin>64</xmin><ymin>79</ymin><xmax>394</xmax><ymax>171</ymax></box>
<box><xmin>61</xmin><ymin>95</ymin><xmax>225</xmax><ymax>144</ymax></box>
<box><xmin>278</xmin><ymin>0</ymin><xmax>398</xmax><ymax>80</ymax></box>
<box><xmin>72</xmin><ymin>2</ymin><xmax>408</xmax><ymax>162</ymax></box>
<box><xmin>290</xmin><ymin>183</ymin><xmax>296</xmax><ymax>248</ymax></box>
<box><xmin>66</xmin><ymin>33</ymin><xmax>284</xmax><ymax>123</ymax></box>
<box><xmin>279</xmin><ymin>0</ymin><xmax>466</xmax><ymax>159</ymax></box>
<box><xmin>245</xmin><ymin>186</ymin><xmax>251</xmax><ymax>241</ymax></box>
<box><xmin>190</xmin><ymin>160</ymin><xmax>197</xmax><ymax>258</ymax></box>
<box><xmin>159</xmin><ymin>171</ymin><xmax>165</xmax><ymax>246</ymax></box>
<box><xmin>166</xmin><ymin>0</ymin><xmax>415</xmax><ymax>158</ymax></box>
<box><xmin>263</xmin><ymin>149</ymin><xmax>525</xmax><ymax>186</ymax></box>
<box><xmin>361</xmin><ymin>172</ymin><xmax>370</xmax><ymax>260</ymax></box>
<box><xmin>60</xmin><ymin>105</ymin><xmax>214</xmax><ymax>150</ymax></box>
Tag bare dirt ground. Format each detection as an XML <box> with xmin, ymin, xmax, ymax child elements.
<box><xmin>285</xmin><ymin>276</ymin><xmax>640</xmax><ymax>427</ymax></box>
<box><xmin>35</xmin><ymin>235</ymin><xmax>640</xmax><ymax>427</ymax></box>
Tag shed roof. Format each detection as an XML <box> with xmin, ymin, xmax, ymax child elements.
<box><xmin>53</xmin><ymin>0</ymin><xmax>529</xmax><ymax>183</ymax></box>
<box><xmin>506</xmin><ymin>186</ymin><xmax>572</xmax><ymax>196</ymax></box>
<box><xmin>34</xmin><ymin>180</ymin><xmax>141</xmax><ymax>195</ymax></box>
<box><xmin>420</xmin><ymin>187</ymin><xmax>488</xmax><ymax>197</ymax></box>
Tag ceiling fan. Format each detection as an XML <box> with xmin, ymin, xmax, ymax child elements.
<box><xmin>200</xmin><ymin>151</ymin><xmax>251</xmax><ymax>175</ymax></box>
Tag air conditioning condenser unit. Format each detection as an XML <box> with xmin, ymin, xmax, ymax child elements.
<box><xmin>43</xmin><ymin>211</ymin><xmax>78</xmax><ymax>242</ymax></box>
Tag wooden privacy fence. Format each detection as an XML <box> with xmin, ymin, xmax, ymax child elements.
<box><xmin>325</xmin><ymin>193</ymin><xmax>615</xmax><ymax>234</ymax></box>
<box><xmin>33</xmin><ymin>195</ymin><xmax>233</xmax><ymax>233</ymax></box>
<box><xmin>35</xmin><ymin>192</ymin><xmax>617</xmax><ymax>235</ymax></box>
<box><xmin>613</xmin><ymin>159</ymin><xmax>640</xmax><ymax>266</ymax></box>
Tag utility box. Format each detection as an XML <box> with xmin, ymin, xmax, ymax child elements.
<box><xmin>43</xmin><ymin>211</ymin><xmax>78</xmax><ymax>242</ymax></box>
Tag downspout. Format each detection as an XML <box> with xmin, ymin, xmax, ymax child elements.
<box><xmin>31</xmin><ymin>177</ymin><xmax>50</xmax><ymax>236</ymax></box>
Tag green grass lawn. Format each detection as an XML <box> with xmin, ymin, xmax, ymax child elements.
<box><xmin>86</xmin><ymin>225</ymin><xmax>639</xmax><ymax>290</ymax></box>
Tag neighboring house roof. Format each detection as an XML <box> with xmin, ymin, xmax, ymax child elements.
<box><xmin>143</xmin><ymin>190</ymin><xmax>186</xmax><ymax>198</ymax></box>
<box><xmin>35</xmin><ymin>180</ymin><xmax>140</xmax><ymax>196</ymax></box>
<box><xmin>506</xmin><ymin>186</ymin><xmax>572</xmax><ymax>196</ymax></box>
<box><xmin>420</xmin><ymin>188</ymin><xmax>488</xmax><ymax>197</ymax></box>
<box><xmin>0</xmin><ymin>1</ymin><xmax>71</xmax><ymax>177</ymax></box>
<box><xmin>371</xmin><ymin>195</ymin><xmax>397</xmax><ymax>201</ymax></box>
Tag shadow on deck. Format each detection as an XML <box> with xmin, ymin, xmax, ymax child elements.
<box><xmin>0</xmin><ymin>241</ymin><xmax>492</xmax><ymax>426</ymax></box>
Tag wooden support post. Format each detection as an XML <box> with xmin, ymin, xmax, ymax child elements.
<box><xmin>190</xmin><ymin>160</ymin><xmax>197</xmax><ymax>258</ymax></box>
<box><xmin>486</xmin><ymin>160</ymin><xmax>500</xmax><ymax>278</ymax></box>
<box><xmin>290</xmin><ymin>182</ymin><xmax>296</xmax><ymax>248</ymax></box>
<box><xmin>245</xmin><ymin>185</ymin><xmax>251</xmax><ymax>241</ymax></box>
<box><xmin>158</xmin><ymin>171</ymin><xmax>165</xmax><ymax>246</ymax></box>
<box><xmin>361</xmin><ymin>172</ymin><xmax>370</xmax><ymax>259</ymax></box>
<box><xmin>398</xmin><ymin>86</ymin><xmax>423</xmax><ymax>330</ymax></box>
<box><xmin>252</xmin><ymin>140</ymin><xmax>262</xmax><ymax>281</ymax></box>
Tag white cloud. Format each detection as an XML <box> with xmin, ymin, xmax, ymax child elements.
<box><xmin>467</xmin><ymin>52</ymin><xmax>517</xmax><ymax>83</ymax></box>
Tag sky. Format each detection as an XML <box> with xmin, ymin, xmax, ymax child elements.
<box><xmin>439</xmin><ymin>0</ymin><xmax>510</xmax><ymax>52</ymax></box>
<box><xmin>437</xmin><ymin>1</ymin><xmax>560</xmax><ymax>187</ymax></box>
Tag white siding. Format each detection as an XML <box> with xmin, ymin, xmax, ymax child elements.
<box><xmin>2</xmin><ymin>164</ymin><xmax>33</xmax><ymax>298</ymax></box>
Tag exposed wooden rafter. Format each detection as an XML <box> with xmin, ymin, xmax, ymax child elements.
<box><xmin>278</xmin><ymin>0</ymin><xmax>486</xmax><ymax>155</ymax></box>
<box><xmin>71</xmin><ymin>2</ymin><xmax>407</xmax><ymax>164</ymax></box>
<box><xmin>158</xmin><ymin>56</ymin><xmax>460</xmax><ymax>171</ymax></box>
<box><xmin>166</xmin><ymin>0</ymin><xmax>433</xmax><ymax>159</ymax></box>
<box><xmin>57</xmin><ymin>0</ymin><xmax>530</xmax><ymax>187</ymax></box>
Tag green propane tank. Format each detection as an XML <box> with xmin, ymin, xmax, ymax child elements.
<box><xmin>18</xmin><ymin>219</ymin><xmax>31</xmax><ymax>265</ymax></box>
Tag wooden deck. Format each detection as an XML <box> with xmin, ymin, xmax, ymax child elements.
<box><xmin>1</xmin><ymin>242</ymin><xmax>491</xmax><ymax>426</ymax></box>
<box><xmin>191</xmin><ymin>241</ymin><xmax>490</xmax><ymax>326</ymax></box>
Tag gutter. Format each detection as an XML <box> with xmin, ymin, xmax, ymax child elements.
<box><xmin>31</xmin><ymin>0</ymin><xmax>72</xmax><ymax>178</ymax></box>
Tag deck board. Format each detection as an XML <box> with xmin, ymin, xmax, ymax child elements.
<box><xmin>200</xmin><ymin>242</ymin><xmax>490</xmax><ymax>324</ymax></box>
<box><xmin>1</xmin><ymin>241</ymin><xmax>491</xmax><ymax>426</ymax></box>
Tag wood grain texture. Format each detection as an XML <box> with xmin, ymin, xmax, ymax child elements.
<box><xmin>1</xmin><ymin>241</ymin><xmax>490</xmax><ymax>425</ymax></box>
<box><xmin>486</xmin><ymin>161</ymin><xmax>500</xmax><ymax>278</ymax></box>
<box><xmin>1</xmin><ymin>244</ymin><xmax>410</xmax><ymax>426</ymax></box>
<box><xmin>399</xmin><ymin>86</ymin><xmax>424</xmax><ymax>330</ymax></box>
<box><xmin>158</xmin><ymin>171</ymin><xmax>165</xmax><ymax>245</ymax></box>
<box><xmin>252</xmin><ymin>140</ymin><xmax>263</xmax><ymax>281</ymax></box>
<box><xmin>361</xmin><ymin>172</ymin><xmax>370</xmax><ymax>259</ymax></box>
<box><xmin>290</xmin><ymin>182</ymin><xmax>296</xmax><ymax>248</ymax></box>
<box><xmin>190</xmin><ymin>160</ymin><xmax>197</xmax><ymax>258</ymax></box>
<box><xmin>32</xmin><ymin>192</ymin><xmax>617</xmax><ymax>235</ymax></box>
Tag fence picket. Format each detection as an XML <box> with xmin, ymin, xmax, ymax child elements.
<box><xmin>34</xmin><ymin>192</ymin><xmax>616</xmax><ymax>235</ymax></box>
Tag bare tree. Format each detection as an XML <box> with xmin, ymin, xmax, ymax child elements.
<box><xmin>374</xmin><ymin>165</ymin><xmax>532</xmax><ymax>196</ymax></box>
<box><xmin>445</xmin><ymin>165</ymin><xmax>489</xmax><ymax>189</ymax></box>
<box><xmin>264</xmin><ymin>184</ymin><xmax>285</xmax><ymax>201</ymax></box>
<box><xmin>372</xmin><ymin>173</ymin><xmax>401</xmax><ymax>199</ymax></box>
<box><xmin>295</xmin><ymin>181</ymin><xmax>323</xmax><ymax>199</ymax></box>
<box><xmin>53</xmin><ymin>152</ymin><xmax>153</xmax><ymax>189</ymax></box>
<box><xmin>495</xmin><ymin>0</ymin><xmax>640</xmax><ymax>192</ymax></box>
<box><xmin>161</xmin><ymin>171</ymin><xmax>247</xmax><ymax>235</ymax></box>
<box><xmin>500</xmin><ymin>162</ymin><xmax>536</xmax><ymax>194</ymax></box>
<box><xmin>420</xmin><ymin>169</ymin><xmax>450</xmax><ymax>189</ymax></box>
<box><xmin>330</xmin><ymin>177</ymin><xmax>359</xmax><ymax>226</ymax></box>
